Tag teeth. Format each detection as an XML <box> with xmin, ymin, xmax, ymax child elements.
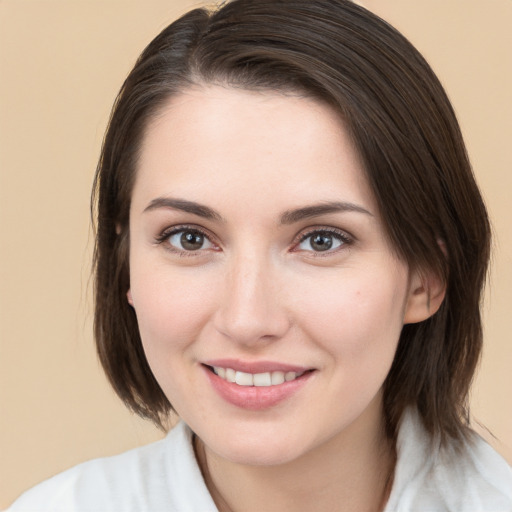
<box><xmin>235</xmin><ymin>371</ymin><xmax>253</xmax><ymax>386</ymax></box>
<box><xmin>212</xmin><ymin>367</ymin><xmax>304</xmax><ymax>386</ymax></box>
<box><xmin>271</xmin><ymin>371</ymin><xmax>285</xmax><ymax>385</ymax></box>
<box><xmin>226</xmin><ymin>368</ymin><xmax>236</xmax><ymax>383</ymax></box>
<box><xmin>253</xmin><ymin>372</ymin><xmax>272</xmax><ymax>387</ymax></box>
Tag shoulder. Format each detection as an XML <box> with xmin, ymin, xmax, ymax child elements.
<box><xmin>386</xmin><ymin>409</ymin><xmax>512</xmax><ymax>512</ymax></box>
<box><xmin>7</xmin><ymin>422</ymin><xmax>217</xmax><ymax>512</ymax></box>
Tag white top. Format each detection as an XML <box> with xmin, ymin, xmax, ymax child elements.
<box><xmin>8</xmin><ymin>410</ymin><xmax>512</xmax><ymax>512</ymax></box>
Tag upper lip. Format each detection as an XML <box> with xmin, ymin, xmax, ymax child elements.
<box><xmin>203</xmin><ymin>358</ymin><xmax>312</xmax><ymax>374</ymax></box>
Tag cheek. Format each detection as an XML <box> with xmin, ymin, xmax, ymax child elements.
<box><xmin>293</xmin><ymin>268</ymin><xmax>407</xmax><ymax>363</ymax></box>
<box><xmin>130</xmin><ymin>265</ymin><xmax>218</xmax><ymax>359</ymax></box>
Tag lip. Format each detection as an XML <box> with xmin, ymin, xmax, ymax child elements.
<box><xmin>203</xmin><ymin>358</ymin><xmax>310</xmax><ymax>374</ymax></box>
<box><xmin>201</xmin><ymin>361</ymin><xmax>315</xmax><ymax>411</ymax></box>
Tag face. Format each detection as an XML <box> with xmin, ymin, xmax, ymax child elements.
<box><xmin>128</xmin><ymin>85</ymin><xmax>420</xmax><ymax>466</ymax></box>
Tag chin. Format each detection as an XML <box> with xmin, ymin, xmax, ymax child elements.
<box><xmin>218</xmin><ymin>441</ymin><xmax>303</xmax><ymax>467</ymax></box>
<box><xmin>200</xmin><ymin>422</ymin><xmax>315</xmax><ymax>467</ymax></box>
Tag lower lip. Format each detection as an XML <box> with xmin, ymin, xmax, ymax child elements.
<box><xmin>203</xmin><ymin>366</ymin><xmax>313</xmax><ymax>410</ymax></box>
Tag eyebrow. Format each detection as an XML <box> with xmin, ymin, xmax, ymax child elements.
<box><xmin>143</xmin><ymin>197</ymin><xmax>224</xmax><ymax>221</ymax></box>
<box><xmin>143</xmin><ymin>197</ymin><xmax>372</xmax><ymax>224</ymax></box>
<box><xmin>280</xmin><ymin>201</ymin><xmax>373</xmax><ymax>224</ymax></box>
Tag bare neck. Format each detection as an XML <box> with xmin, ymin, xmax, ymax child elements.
<box><xmin>195</xmin><ymin>400</ymin><xmax>395</xmax><ymax>512</ymax></box>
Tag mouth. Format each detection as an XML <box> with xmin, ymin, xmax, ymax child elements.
<box><xmin>202</xmin><ymin>361</ymin><xmax>315</xmax><ymax>410</ymax></box>
<box><xmin>205</xmin><ymin>365</ymin><xmax>309</xmax><ymax>387</ymax></box>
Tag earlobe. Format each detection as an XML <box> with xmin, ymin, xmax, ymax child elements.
<box><xmin>127</xmin><ymin>289</ymin><xmax>134</xmax><ymax>307</ymax></box>
<box><xmin>403</xmin><ymin>270</ymin><xmax>446</xmax><ymax>324</ymax></box>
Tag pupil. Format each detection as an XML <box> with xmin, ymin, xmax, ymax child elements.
<box><xmin>311</xmin><ymin>233</ymin><xmax>332</xmax><ymax>251</ymax></box>
<box><xmin>181</xmin><ymin>231</ymin><xmax>203</xmax><ymax>250</ymax></box>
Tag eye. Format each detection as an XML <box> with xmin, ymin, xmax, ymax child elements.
<box><xmin>296</xmin><ymin>229</ymin><xmax>351</xmax><ymax>253</ymax></box>
<box><xmin>157</xmin><ymin>227</ymin><xmax>216</xmax><ymax>253</ymax></box>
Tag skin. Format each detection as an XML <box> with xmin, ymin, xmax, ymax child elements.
<box><xmin>127</xmin><ymin>85</ymin><xmax>444</xmax><ymax>512</ymax></box>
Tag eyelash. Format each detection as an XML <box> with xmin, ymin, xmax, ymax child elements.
<box><xmin>154</xmin><ymin>224</ymin><xmax>218</xmax><ymax>257</ymax></box>
<box><xmin>154</xmin><ymin>224</ymin><xmax>353</xmax><ymax>256</ymax></box>
<box><xmin>294</xmin><ymin>227</ymin><xmax>353</xmax><ymax>255</ymax></box>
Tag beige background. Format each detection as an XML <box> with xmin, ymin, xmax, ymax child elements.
<box><xmin>1</xmin><ymin>0</ymin><xmax>510</xmax><ymax>507</ymax></box>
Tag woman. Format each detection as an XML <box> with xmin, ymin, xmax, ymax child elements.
<box><xmin>9</xmin><ymin>0</ymin><xmax>512</xmax><ymax>510</ymax></box>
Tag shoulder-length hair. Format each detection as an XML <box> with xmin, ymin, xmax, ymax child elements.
<box><xmin>92</xmin><ymin>0</ymin><xmax>491</xmax><ymax>444</ymax></box>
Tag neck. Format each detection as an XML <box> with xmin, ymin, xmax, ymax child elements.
<box><xmin>195</xmin><ymin>398</ymin><xmax>395</xmax><ymax>512</ymax></box>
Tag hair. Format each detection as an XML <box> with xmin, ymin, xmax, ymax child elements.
<box><xmin>92</xmin><ymin>0</ymin><xmax>491</xmax><ymax>444</ymax></box>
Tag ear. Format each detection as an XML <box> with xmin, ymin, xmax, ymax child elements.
<box><xmin>403</xmin><ymin>268</ymin><xmax>446</xmax><ymax>324</ymax></box>
<box><xmin>127</xmin><ymin>289</ymin><xmax>134</xmax><ymax>307</ymax></box>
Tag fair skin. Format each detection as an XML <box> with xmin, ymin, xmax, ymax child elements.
<box><xmin>127</xmin><ymin>85</ymin><xmax>444</xmax><ymax>512</ymax></box>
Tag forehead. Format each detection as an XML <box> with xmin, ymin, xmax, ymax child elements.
<box><xmin>132</xmin><ymin>85</ymin><xmax>377</xmax><ymax>218</ymax></box>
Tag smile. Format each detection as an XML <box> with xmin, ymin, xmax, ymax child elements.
<box><xmin>203</xmin><ymin>361</ymin><xmax>315</xmax><ymax>410</ymax></box>
<box><xmin>211</xmin><ymin>366</ymin><xmax>305</xmax><ymax>387</ymax></box>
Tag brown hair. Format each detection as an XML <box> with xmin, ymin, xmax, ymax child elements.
<box><xmin>92</xmin><ymin>0</ymin><xmax>491</xmax><ymax>443</ymax></box>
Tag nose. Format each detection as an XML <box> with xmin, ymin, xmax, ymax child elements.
<box><xmin>213</xmin><ymin>253</ymin><xmax>291</xmax><ymax>347</ymax></box>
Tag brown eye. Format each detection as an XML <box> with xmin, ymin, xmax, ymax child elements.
<box><xmin>180</xmin><ymin>231</ymin><xmax>205</xmax><ymax>250</ymax></box>
<box><xmin>310</xmin><ymin>233</ymin><xmax>333</xmax><ymax>251</ymax></box>
<box><xmin>167</xmin><ymin>229</ymin><xmax>214</xmax><ymax>252</ymax></box>
<box><xmin>297</xmin><ymin>230</ymin><xmax>350</xmax><ymax>253</ymax></box>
